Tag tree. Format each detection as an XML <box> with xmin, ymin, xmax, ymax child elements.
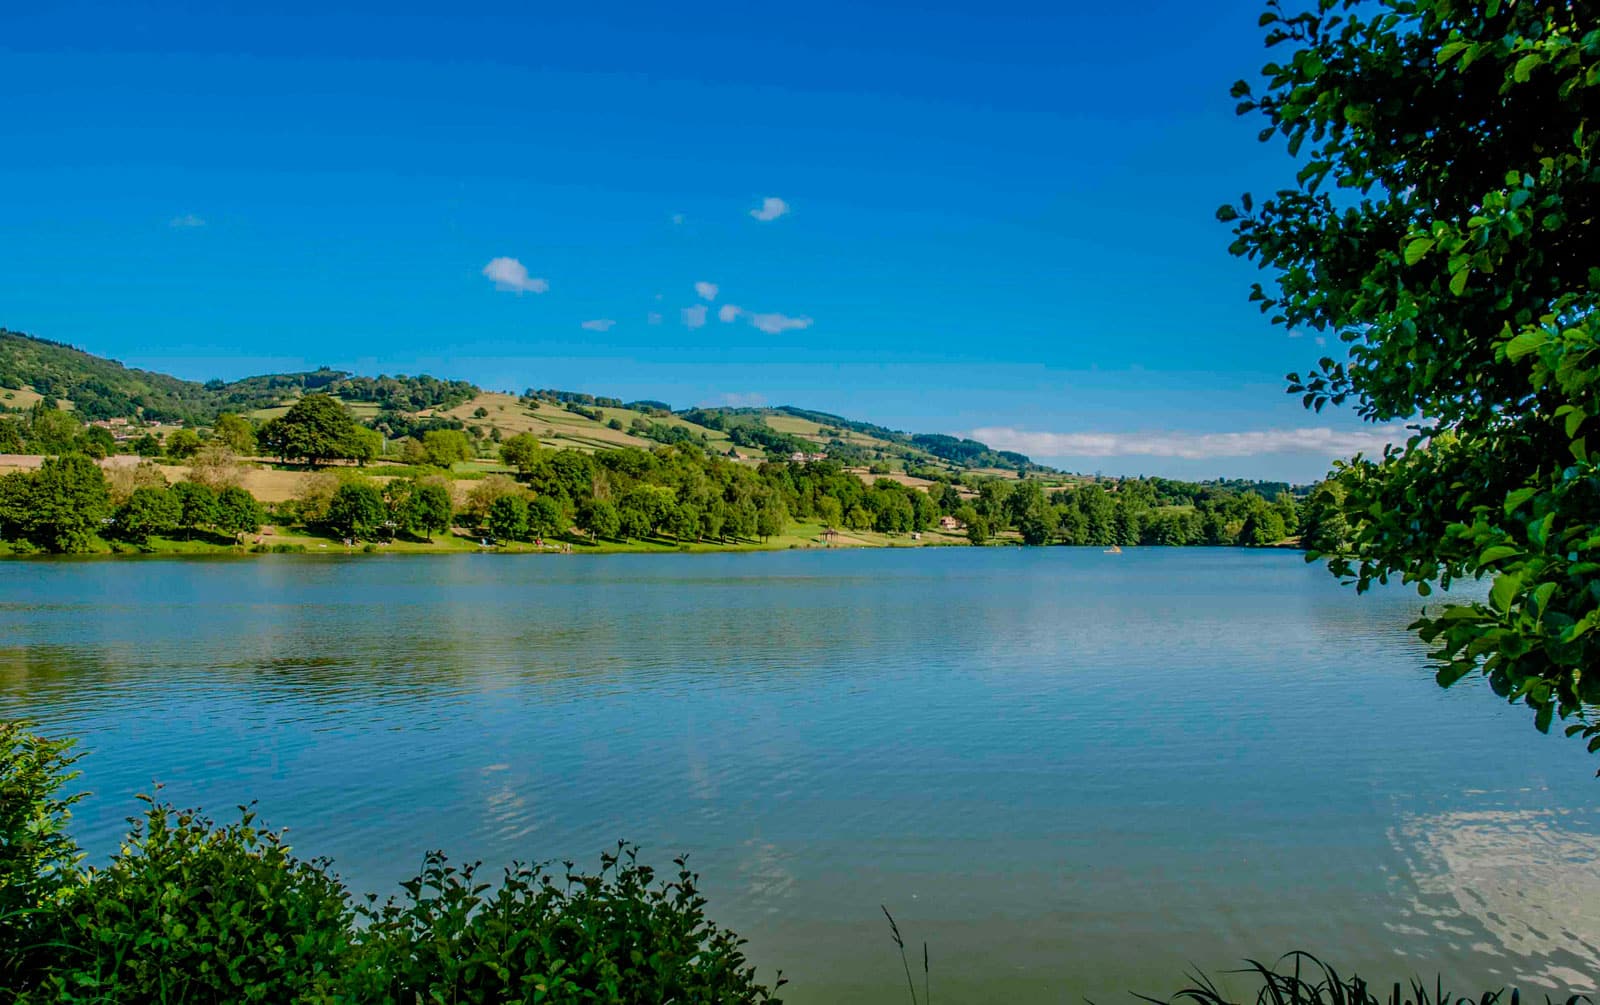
<box><xmin>755</xmin><ymin>497</ymin><xmax>788</xmax><ymax>541</ymax></box>
<box><xmin>165</xmin><ymin>428</ymin><xmax>202</xmax><ymax>460</ymax></box>
<box><xmin>171</xmin><ymin>481</ymin><xmax>218</xmax><ymax>539</ymax></box>
<box><xmin>116</xmin><ymin>486</ymin><xmax>181</xmax><ymax>543</ymax></box>
<box><xmin>258</xmin><ymin>395</ymin><xmax>365</xmax><ymax>466</ymax></box>
<box><xmin>27</xmin><ymin>407</ymin><xmax>81</xmax><ymax>455</ymax></box>
<box><xmin>327</xmin><ymin>482</ymin><xmax>386</xmax><ymax>540</ymax></box>
<box><xmin>212</xmin><ymin>413</ymin><xmax>257</xmax><ymax>454</ymax></box>
<box><xmin>529</xmin><ymin>494</ymin><xmax>569</xmax><ymax>539</ymax></box>
<box><xmin>422</xmin><ymin>429</ymin><xmax>473</xmax><ymax>468</ymax></box>
<box><xmin>23</xmin><ymin>455</ymin><xmax>110</xmax><ymax>553</ymax></box>
<box><xmin>1224</xmin><ymin>0</ymin><xmax>1600</xmax><ymax>749</ymax></box>
<box><xmin>965</xmin><ymin>514</ymin><xmax>992</xmax><ymax>546</ymax></box>
<box><xmin>487</xmin><ymin>494</ymin><xmax>529</xmax><ymax>543</ymax></box>
<box><xmin>76</xmin><ymin>426</ymin><xmax>116</xmax><ymax>459</ymax></box>
<box><xmin>0</xmin><ymin>419</ymin><xmax>23</xmax><ymax>453</ymax></box>
<box><xmin>132</xmin><ymin>433</ymin><xmax>162</xmax><ymax>458</ymax></box>
<box><xmin>403</xmin><ymin>481</ymin><xmax>453</xmax><ymax>542</ymax></box>
<box><xmin>214</xmin><ymin>486</ymin><xmax>264</xmax><ymax>542</ymax></box>
<box><xmin>816</xmin><ymin>496</ymin><xmax>843</xmax><ymax>528</ymax></box>
<box><xmin>499</xmin><ymin>433</ymin><xmax>544</xmax><ymax>477</ymax></box>
<box><xmin>576</xmin><ymin>497</ymin><xmax>620</xmax><ymax>541</ymax></box>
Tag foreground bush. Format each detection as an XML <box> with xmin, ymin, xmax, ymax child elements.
<box><xmin>1</xmin><ymin>721</ymin><xmax>783</xmax><ymax>1004</ymax></box>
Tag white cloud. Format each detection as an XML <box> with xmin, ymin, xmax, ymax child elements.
<box><xmin>749</xmin><ymin>196</ymin><xmax>789</xmax><ymax>222</ymax></box>
<box><xmin>717</xmin><ymin>392</ymin><xmax>767</xmax><ymax>407</ymax></box>
<box><xmin>681</xmin><ymin>304</ymin><xmax>708</xmax><ymax>329</ymax></box>
<box><xmin>1314</xmin><ymin>335</ymin><xmax>1328</xmax><ymax>347</ymax></box>
<box><xmin>482</xmin><ymin>257</ymin><xmax>548</xmax><ymax>294</ymax></box>
<box><xmin>718</xmin><ymin>304</ymin><xmax>742</xmax><ymax>323</ymax></box>
<box><xmin>747</xmin><ymin>311</ymin><xmax>812</xmax><ymax>335</ymax></box>
<box><xmin>646</xmin><ymin>311</ymin><xmax>663</xmax><ymax>325</ymax></box>
<box><xmin>580</xmin><ymin>319</ymin><xmax>616</xmax><ymax>332</ymax></box>
<box><xmin>961</xmin><ymin>426</ymin><xmax>1407</xmax><ymax>461</ymax></box>
<box><xmin>169</xmin><ymin>213</ymin><xmax>206</xmax><ymax>228</ymax></box>
<box><xmin>694</xmin><ymin>281</ymin><xmax>719</xmax><ymax>301</ymax></box>
<box><xmin>671</xmin><ymin>213</ymin><xmax>686</xmax><ymax>225</ymax></box>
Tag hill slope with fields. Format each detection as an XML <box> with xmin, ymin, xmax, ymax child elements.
<box><xmin>1</xmin><ymin>328</ymin><xmax>1042</xmax><ymax>476</ymax></box>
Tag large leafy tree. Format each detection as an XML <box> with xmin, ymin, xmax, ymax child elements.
<box><xmin>20</xmin><ymin>455</ymin><xmax>111</xmax><ymax>553</ymax></box>
<box><xmin>259</xmin><ymin>395</ymin><xmax>367</xmax><ymax>466</ymax></box>
<box><xmin>1224</xmin><ymin>0</ymin><xmax>1599</xmax><ymax>753</ymax></box>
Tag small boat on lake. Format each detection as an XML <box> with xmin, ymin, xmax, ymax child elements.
<box><xmin>1104</xmin><ymin>545</ymin><xmax>1122</xmax><ymax>554</ymax></box>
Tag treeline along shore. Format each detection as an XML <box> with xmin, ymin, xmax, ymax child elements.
<box><xmin>0</xmin><ymin>393</ymin><xmax>1339</xmax><ymax>557</ymax></box>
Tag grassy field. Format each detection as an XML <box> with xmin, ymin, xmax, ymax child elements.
<box><xmin>1</xmin><ymin>386</ymin><xmax>47</xmax><ymax>411</ymax></box>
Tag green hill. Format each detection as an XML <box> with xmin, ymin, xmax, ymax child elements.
<box><xmin>0</xmin><ymin>330</ymin><xmax>475</xmax><ymax>425</ymax></box>
<box><xmin>0</xmin><ymin>327</ymin><xmax>1038</xmax><ymax>474</ymax></box>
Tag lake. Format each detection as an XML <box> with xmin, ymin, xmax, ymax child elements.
<box><xmin>2</xmin><ymin>548</ymin><xmax>1596</xmax><ymax>1001</ymax></box>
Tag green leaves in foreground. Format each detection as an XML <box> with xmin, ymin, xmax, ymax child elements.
<box><xmin>1224</xmin><ymin>0</ymin><xmax>1600</xmax><ymax>759</ymax></box>
<box><xmin>2</xmin><ymin>723</ymin><xmax>783</xmax><ymax>1004</ymax></box>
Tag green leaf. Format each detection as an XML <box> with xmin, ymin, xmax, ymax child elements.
<box><xmin>1403</xmin><ymin>237</ymin><xmax>1435</xmax><ymax>265</ymax></box>
<box><xmin>1437</xmin><ymin>41</ymin><xmax>1468</xmax><ymax>65</ymax></box>
<box><xmin>1504</xmin><ymin>487</ymin><xmax>1537</xmax><ymax>514</ymax></box>
<box><xmin>1477</xmin><ymin>545</ymin><xmax>1521</xmax><ymax>565</ymax></box>
<box><xmin>1449</xmin><ymin>268</ymin><xmax>1469</xmax><ymax>296</ymax></box>
<box><xmin>1513</xmin><ymin>53</ymin><xmax>1543</xmax><ymax>83</ymax></box>
<box><xmin>1530</xmin><ymin>582</ymin><xmax>1556</xmax><ymax>616</ymax></box>
<box><xmin>1489</xmin><ymin>571</ymin><xmax>1523</xmax><ymax>613</ymax></box>
<box><xmin>1504</xmin><ymin>329</ymin><xmax>1549</xmax><ymax>361</ymax></box>
<box><xmin>1535</xmin><ymin>702</ymin><xmax>1553</xmax><ymax>733</ymax></box>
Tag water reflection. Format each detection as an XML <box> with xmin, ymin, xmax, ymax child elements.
<box><xmin>1390</xmin><ymin>809</ymin><xmax>1600</xmax><ymax>991</ymax></box>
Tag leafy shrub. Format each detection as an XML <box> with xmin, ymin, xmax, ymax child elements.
<box><xmin>351</xmin><ymin>845</ymin><xmax>783</xmax><ymax>1004</ymax></box>
<box><xmin>1</xmin><ymin>724</ymin><xmax>785</xmax><ymax>1004</ymax></box>
<box><xmin>0</xmin><ymin>721</ymin><xmax>83</xmax><ymax>988</ymax></box>
<box><xmin>38</xmin><ymin>800</ymin><xmax>357</xmax><ymax>1004</ymax></box>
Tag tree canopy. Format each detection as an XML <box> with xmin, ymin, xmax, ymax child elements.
<box><xmin>259</xmin><ymin>395</ymin><xmax>370</xmax><ymax>466</ymax></box>
<box><xmin>1224</xmin><ymin>0</ymin><xmax>1600</xmax><ymax>753</ymax></box>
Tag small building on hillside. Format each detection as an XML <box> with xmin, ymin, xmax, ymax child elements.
<box><xmin>938</xmin><ymin>515</ymin><xmax>965</xmax><ymax>531</ymax></box>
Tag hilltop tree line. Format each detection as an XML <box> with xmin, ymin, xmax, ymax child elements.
<box><xmin>1</xmin><ymin>329</ymin><xmax>475</xmax><ymax>424</ymax></box>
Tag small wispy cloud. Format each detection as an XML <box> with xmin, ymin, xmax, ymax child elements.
<box><xmin>718</xmin><ymin>304</ymin><xmax>742</xmax><ymax>323</ymax></box>
<box><xmin>646</xmin><ymin>311</ymin><xmax>663</xmax><ymax>325</ymax></box>
<box><xmin>169</xmin><ymin>213</ymin><xmax>206</xmax><ymax>228</ymax></box>
<box><xmin>747</xmin><ymin>311</ymin><xmax>812</xmax><ymax>334</ymax></box>
<box><xmin>961</xmin><ymin>426</ymin><xmax>1406</xmax><ymax>461</ymax></box>
<box><xmin>717</xmin><ymin>392</ymin><xmax>767</xmax><ymax>408</ymax></box>
<box><xmin>681</xmin><ymin>304</ymin><xmax>708</xmax><ymax>329</ymax></box>
<box><xmin>671</xmin><ymin>213</ymin><xmax>686</xmax><ymax>225</ymax></box>
<box><xmin>694</xmin><ymin>281</ymin><xmax>719</xmax><ymax>301</ymax></box>
<box><xmin>482</xmin><ymin>257</ymin><xmax>548</xmax><ymax>294</ymax></box>
<box><xmin>749</xmin><ymin>196</ymin><xmax>789</xmax><ymax>222</ymax></box>
<box><xmin>580</xmin><ymin>319</ymin><xmax>616</xmax><ymax>332</ymax></box>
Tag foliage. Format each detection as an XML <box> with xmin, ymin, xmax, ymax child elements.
<box><xmin>0</xmin><ymin>720</ymin><xmax>83</xmax><ymax>986</ymax></box>
<box><xmin>422</xmin><ymin>428</ymin><xmax>473</xmax><ymax>468</ymax></box>
<box><xmin>258</xmin><ymin>395</ymin><xmax>369</xmax><ymax>466</ymax></box>
<box><xmin>0</xmin><ymin>455</ymin><xmax>110</xmax><ymax>553</ymax></box>
<box><xmin>2</xmin><ymin>724</ymin><xmax>784</xmax><ymax>1004</ymax></box>
<box><xmin>327</xmin><ymin>481</ymin><xmax>387</xmax><ymax>540</ymax></box>
<box><xmin>215</xmin><ymin>485</ymin><xmax>265</xmax><ymax>541</ymax></box>
<box><xmin>164</xmin><ymin>427</ymin><xmax>201</xmax><ymax>459</ymax></box>
<box><xmin>399</xmin><ymin>479</ymin><xmax>454</xmax><ymax>542</ymax></box>
<box><xmin>353</xmin><ymin>845</ymin><xmax>782</xmax><ymax>1004</ymax></box>
<box><xmin>37</xmin><ymin>800</ymin><xmax>358</xmax><ymax>1004</ymax></box>
<box><xmin>1223</xmin><ymin>0</ymin><xmax>1600</xmax><ymax>751</ymax></box>
<box><xmin>114</xmin><ymin>486</ymin><xmax>182</xmax><ymax>543</ymax></box>
<box><xmin>488</xmin><ymin>494</ymin><xmax>530</xmax><ymax>542</ymax></box>
<box><xmin>212</xmin><ymin>412</ymin><xmax>257</xmax><ymax>453</ymax></box>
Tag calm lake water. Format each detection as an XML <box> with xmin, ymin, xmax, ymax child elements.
<box><xmin>3</xmin><ymin>549</ymin><xmax>1597</xmax><ymax>1001</ymax></box>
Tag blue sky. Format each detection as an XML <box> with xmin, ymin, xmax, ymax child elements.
<box><xmin>2</xmin><ymin>1</ymin><xmax>1395</xmax><ymax>481</ymax></box>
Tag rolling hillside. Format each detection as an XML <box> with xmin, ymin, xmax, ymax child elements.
<box><xmin>0</xmin><ymin>327</ymin><xmax>1041</xmax><ymax>476</ymax></box>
